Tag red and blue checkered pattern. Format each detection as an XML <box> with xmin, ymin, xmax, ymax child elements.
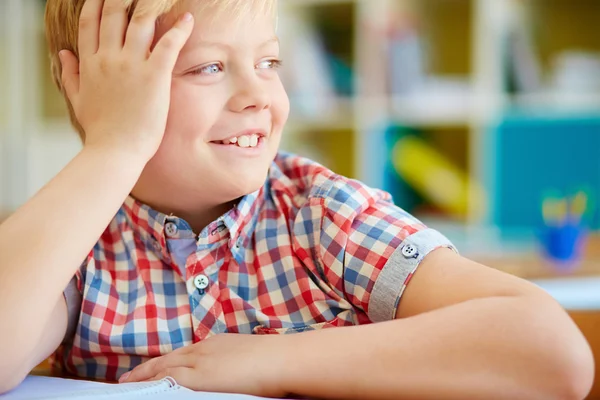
<box><xmin>54</xmin><ymin>153</ymin><xmax>453</xmax><ymax>381</ymax></box>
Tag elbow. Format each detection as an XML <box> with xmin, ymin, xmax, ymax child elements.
<box><xmin>538</xmin><ymin>307</ymin><xmax>596</xmax><ymax>400</ymax></box>
<box><xmin>516</xmin><ymin>293</ymin><xmax>595</xmax><ymax>400</ymax></box>
<box><xmin>552</xmin><ymin>338</ymin><xmax>595</xmax><ymax>400</ymax></box>
<box><xmin>0</xmin><ymin>370</ymin><xmax>28</xmax><ymax>395</ymax></box>
<box><xmin>0</xmin><ymin>352</ymin><xmax>32</xmax><ymax>395</ymax></box>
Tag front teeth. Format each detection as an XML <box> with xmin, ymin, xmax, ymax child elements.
<box><xmin>225</xmin><ymin>134</ymin><xmax>260</xmax><ymax>148</ymax></box>
<box><xmin>249</xmin><ymin>135</ymin><xmax>258</xmax><ymax>147</ymax></box>
<box><xmin>237</xmin><ymin>135</ymin><xmax>251</xmax><ymax>148</ymax></box>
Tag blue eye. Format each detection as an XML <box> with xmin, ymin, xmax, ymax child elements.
<box><xmin>256</xmin><ymin>59</ymin><xmax>283</xmax><ymax>70</ymax></box>
<box><xmin>190</xmin><ymin>63</ymin><xmax>222</xmax><ymax>76</ymax></box>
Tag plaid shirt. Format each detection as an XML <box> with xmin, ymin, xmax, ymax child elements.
<box><xmin>54</xmin><ymin>153</ymin><xmax>455</xmax><ymax>381</ymax></box>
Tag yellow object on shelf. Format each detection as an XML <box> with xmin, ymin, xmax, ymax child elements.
<box><xmin>392</xmin><ymin>135</ymin><xmax>484</xmax><ymax>218</ymax></box>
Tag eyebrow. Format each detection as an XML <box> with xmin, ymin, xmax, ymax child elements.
<box><xmin>194</xmin><ymin>37</ymin><xmax>279</xmax><ymax>51</ymax></box>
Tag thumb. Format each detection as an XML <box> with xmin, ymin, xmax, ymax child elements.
<box><xmin>58</xmin><ymin>50</ymin><xmax>80</xmax><ymax>101</ymax></box>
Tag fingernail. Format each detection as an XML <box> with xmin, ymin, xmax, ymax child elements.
<box><xmin>58</xmin><ymin>50</ymin><xmax>64</xmax><ymax>62</ymax></box>
<box><xmin>181</xmin><ymin>12</ymin><xmax>192</xmax><ymax>22</ymax></box>
<box><xmin>119</xmin><ymin>372</ymin><xmax>131</xmax><ymax>382</ymax></box>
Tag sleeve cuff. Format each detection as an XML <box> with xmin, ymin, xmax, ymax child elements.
<box><xmin>62</xmin><ymin>275</ymin><xmax>82</xmax><ymax>345</ymax></box>
<box><xmin>368</xmin><ymin>228</ymin><xmax>457</xmax><ymax>322</ymax></box>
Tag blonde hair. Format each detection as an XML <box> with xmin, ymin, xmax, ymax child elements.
<box><xmin>44</xmin><ymin>0</ymin><xmax>277</xmax><ymax>140</ymax></box>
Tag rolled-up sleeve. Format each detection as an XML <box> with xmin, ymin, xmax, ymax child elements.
<box><xmin>318</xmin><ymin>181</ymin><xmax>456</xmax><ymax>323</ymax></box>
<box><xmin>368</xmin><ymin>228</ymin><xmax>456</xmax><ymax>322</ymax></box>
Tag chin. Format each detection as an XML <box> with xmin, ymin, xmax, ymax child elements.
<box><xmin>223</xmin><ymin>166</ymin><xmax>270</xmax><ymax>199</ymax></box>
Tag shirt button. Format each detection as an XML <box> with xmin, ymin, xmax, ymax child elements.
<box><xmin>401</xmin><ymin>244</ymin><xmax>418</xmax><ymax>259</ymax></box>
<box><xmin>165</xmin><ymin>222</ymin><xmax>178</xmax><ymax>238</ymax></box>
<box><xmin>211</xmin><ymin>223</ymin><xmax>226</xmax><ymax>236</ymax></box>
<box><xmin>193</xmin><ymin>274</ymin><xmax>210</xmax><ymax>291</ymax></box>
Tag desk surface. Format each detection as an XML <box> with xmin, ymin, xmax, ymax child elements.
<box><xmin>471</xmin><ymin>233</ymin><xmax>598</xmax><ymax>277</ymax></box>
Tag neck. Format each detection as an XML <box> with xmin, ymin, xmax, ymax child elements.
<box><xmin>136</xmin><ymin>194</ymin><xmax>237</xmax><ymax>234</ymax></box>
<box><xmin>131</xmin><ymin>184</ymin><xmax>239</xmax><ymax>235</ymax></box>
<box><xmin>175</xmin><ymin>200</ymin><xmax>238</xmax><ymax>234</ymax></box>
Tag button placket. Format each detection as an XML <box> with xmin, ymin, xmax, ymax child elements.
<box><xmin>150</xmin><ymin>239</ymin><xmax>169</xmax><ymax>263</ymax></box>
<box><xmin>188</xmin><ymin>246</ymin><xmax>220</xmax><ymax>296</ymax></box>
<box><xmin>193</xmin><ymin>274</ymin><xmax>210</xmax><ymax>295</ymax></box>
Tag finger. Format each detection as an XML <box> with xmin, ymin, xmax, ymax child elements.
<box><xmin>168</xmin><ymin>343</ymin><xmax>196</xmax><ymax>356</ymax></box>
<box><xmin>123</xmin><ymin>5</ymin><xmax>161</xmax><ymax>57</ymax></box>
<box><xmin>150</xmin><ymin>12</ymin><xmax>194</xmax><ymax>71</ymax></box>
<box><xmin>58</xmin><ymin>50</ymin><xmax>80</xmax><ymax>101</ymax></box>
<box><xmin>99</xmin><ymin>0</ymin><xmax>128</xmax><ymax>51</ymax></box>
<box><xmin>78</xmin><ymin>0</ymin><xmax>104</xmax><ymax>57</ymax></box>
<box><xmin>122</xmin><ymin>354</ymin><xmax>193</xmax><ymax>383</ymax></box>
<box><xmin>146</xmin><ymin>367</ymin><xmax>197</xmax><ymax>388</ymax></box>
<box><xmin>120</xmin><ymin>357</ymin><xmax>158</xmax><ymax>383</ymax></box>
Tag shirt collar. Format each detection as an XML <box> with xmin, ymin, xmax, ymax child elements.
<box><xmin>121</xmin><ymin>182</ymin><xmax>267</xmax><ymax>254</ymax></box>
<box><xmin>225</xmin><ymin>182</ymin><xmax>266</xmax><ymax>252</ymax></box>
<box><xmin>122</xmin><ymin>195</ymin><xmax>168</xmax><ymax>243</ymax></box>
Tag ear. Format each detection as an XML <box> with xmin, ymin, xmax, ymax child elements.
<box><xmin>58</xmin><ymin>50</ymin><xmax>81</xmax><ymax>104</ymax></box>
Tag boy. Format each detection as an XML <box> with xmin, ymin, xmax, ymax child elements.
<box><xmin>0</xmin><ymin>0</ymin><xmax>594</xmax><ymax>398</ymax></box>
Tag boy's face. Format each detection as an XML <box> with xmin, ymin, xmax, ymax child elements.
<box><xmin>133</xmin><ymin>4</ymin><xmax>289</xmax><ymax>210</ymax></box>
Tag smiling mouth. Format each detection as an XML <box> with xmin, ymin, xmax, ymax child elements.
<box><xmin>212</xmin><ymin>132</ymin><xmax>265</xmax><ymax>148</ymax></box>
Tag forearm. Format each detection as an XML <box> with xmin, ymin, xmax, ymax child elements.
<box><xmin>0</xmin><ymin>146</ymin><xmax>144</xmax><ymax>364</ymax></box>
<box><xmin>280</xmin><ymin>295</ymin><xmax>593</xmax><ymax>400</ymax></box>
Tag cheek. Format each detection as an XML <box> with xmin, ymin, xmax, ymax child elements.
<box><xmin>165</xmin><ymin>83</ymin><xmax>220</xmax><ymax>139</ymax></box>
<box><xmin>271</xmin><ymin>84</ymin><xmax>290</xmax><ymax>125</ymax></box>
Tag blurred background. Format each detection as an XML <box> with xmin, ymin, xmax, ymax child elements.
<box><xmin>1</xmin><ymin>0</ymin><xmax>600</xmax><ymax>394</ymax></box>
<box><xmin>4</xmin><ymin>0</ymin><xmax>598</xmax><ymax>271</ymax></box>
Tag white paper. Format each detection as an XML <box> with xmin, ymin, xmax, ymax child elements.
<box><xmin>1</xmin><ymin>376</ymin><xmax>268</xmax><ymax>400</ymax></box>
<box><xmin>532</xmin><ymin>276</ymin><xmax>600</xmax><ymax>310</ymax></box>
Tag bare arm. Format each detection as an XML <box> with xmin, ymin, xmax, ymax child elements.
<box><xmin>119</xmin><ymin>249</ymin><xmax>595</xmax><ymax>399</ymax></box>
<box><xmin>280</xmin><ymin>249</ymin><xmax>594</xmax><ymax>400</ymax></box>
<box><xmin>0</xmin><ymin>147</ymin><xmax>145</xmax><ymax>391</ymax></box>
<box><xmin>0</xmin><ymin>0</ymin><xmax>194</xmax><ymax>392</ymax></box>
<box><xmin>24</xmin><ymin>298</ymin><xmax>68</xmax><ymax>377</ymax></box>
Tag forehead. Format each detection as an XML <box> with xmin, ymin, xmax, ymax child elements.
<box><xmin>156</xmin><ymin>1</ymin><xmax>277</xmax><ymax>48</ymax></box>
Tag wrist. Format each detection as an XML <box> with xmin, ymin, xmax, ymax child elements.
<box><xmin>269</xmin><ymin>332</ymin><xmax>323</xmax><ymax>395</ymax></box>
<box><xmin>79</xmin><ymin>144</ymin><xmax>147</xmax><ymax>180</ymax></box>
<box><xmin>261</xmin><ymin>334</ymin><xmax>304</xmax><ymax>396</ymax></box>
<box><xmin>273</xmin><ymin>326</ymin><xmax>368</xmax><ymax>397</ymax></box>
<box><xmin>82</xmin><ymin>140</ymin><xmax>151</xmax><ymax>169</ymax></box>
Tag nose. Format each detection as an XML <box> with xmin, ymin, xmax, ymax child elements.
<box><xmin>227</xmin><ymin>75</ymin><xmax>271</xmax><ymax>113</ymax></box>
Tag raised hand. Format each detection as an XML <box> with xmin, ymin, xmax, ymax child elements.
<box><xmin>59</xmin><ymin>0</ymin><xmax>194</xmax><ymax>163</ymax></box>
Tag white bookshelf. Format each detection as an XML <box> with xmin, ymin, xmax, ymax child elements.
<box><xmin>1</xmin><ymin>0</ymin><xmax>599</xmax><ymax>254</ymax></box>
<box><xmin>278</xmin><ymin>0</ymin><xmax>515</xmax><ymax>240</ymax></box>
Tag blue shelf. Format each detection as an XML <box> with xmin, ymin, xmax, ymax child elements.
<box><xmin>490</xmin><ymin>113</ymin><xmax>600</xmax><ymax>233</ymax></box>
